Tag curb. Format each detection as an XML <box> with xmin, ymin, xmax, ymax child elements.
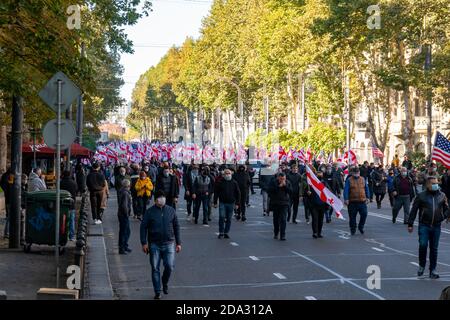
<box><xmin>85</xmin><ymin>218</ymin><xmax>114</xmax><ymax>300</ymax></box>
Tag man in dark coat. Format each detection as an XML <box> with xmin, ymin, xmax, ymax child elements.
<box><xmin>86</xmin><ymin>163</ymin><xmax>106</xmax><ymax>224</ymax></box>
<box><xmin>268</xmin><ymin>172</ymin><xmax>293</xmax><ymax>241</ymax></box>
<box><xmin>155</xmin><ymin>165</ymin><xmax>179</xmax><ymax>209</ymax></box>
<box><xmin>287</xmin><ymin>165</ymin><xmax>301</xmax><ymax>223</ymax></box>
<box><xmin>60</xmin><ymin>170</ymin><xmax>78</xmax><ymax>241</ymax></box>
<box><xmin>232</xmin><ymin>164</ymin><xmax>251</xmax><ymax>222</ymax></box>
<box><xmin>182</xmin><ymin>164</ymin><xmax>199</xmax><ymax>217</ymax></box>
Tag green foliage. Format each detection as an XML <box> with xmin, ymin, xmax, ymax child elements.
<box><xmin>410</xmin><ymin>151</ymin><xmax>427</xmax><ymax>169</ymax></box>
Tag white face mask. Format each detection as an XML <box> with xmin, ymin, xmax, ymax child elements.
<box><xmin>156</xmin><ymin>197</ymin><xmax>166</xmax><ymax>206</ymax></box>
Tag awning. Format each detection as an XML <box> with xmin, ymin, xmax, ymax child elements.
<box><xmin>22</xmin><ymin>143</ymin><xmax>93</xmax><ymax>157</ymax></box>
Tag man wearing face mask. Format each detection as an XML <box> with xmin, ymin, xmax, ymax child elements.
<box><xmin>268</xmin><ymin>172</ymin><xmax>293</xmax><ymax>241</ymax></box>
<box><xmin>392</xmin><ymin>167</ymin><xmax>416</xmax><ymax>224</ymax></box>
<box><xmin>213</xmin><ymin>169</ymin><xmax>241</xmax><ymax>239</ymax></box>
<box><xmin>140</xmin><ymin>190</ymin><xmax>181</xmax><ymax>299</ymax></box>
<box><xmin>232</xmin><ymin>165</ymin><xmax>251</xmax><ymax>222</ymax></box>
<box><xmin>408</xmin><ymin>176</ymin><xmax>450</xmax><ymax>279</ymax></box>
<box><xmin>419</xmin><ymin>163</ymin><xmax>441</xmax><ymax>191</ymax></box>
<box><xmin>192</xmin><ymin>167</ymin><xmax>214</xmax><ymax>225</ymax></box>
<box><xmin>371</xmin><ymin>165</ymin><xmax>387</xmax><ymax>209</ymax></box>
<box><xmin>183</xmin><ymin>164</ymin><xmax>199</xmax><ymax>217</ymax></box>
<box><xmin>115</xmin><ymin>166</ymin><xmax>129</xmax><ymax>203</ymax></box>
<box><xmin>344</xmin><ymin>166</ymin><xmax>370</xmax><ymax>235</ymax></box>
<box><xmin>287</xmin><ymin>165</ymin><xmax>301</xmax><ymax>224</ymax></box>
<box><xmin>155</xmin><ymin>165</ymin><xmax>179</xmax><ymax>210</ymax></box>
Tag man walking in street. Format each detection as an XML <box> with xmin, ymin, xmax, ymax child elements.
<box><xmin>392</xmin><ymin>167</ymin><xmax>416</xmax><ymax>224</ymax></box>
<box><xmin>192</xmin><ymin>166</ymin><xmax>214</xmax><ymax>225</ymax></box>
<box><xmin>287</xmin><ymin>164</ymin><xmax>301</xmax><ymax>224</ymax></box>
<box><xmin>155</xmin><ymin>165</ymin><xmax>179</xmax><ymax>209</ymax></box>
<box><xmin>182</xmin><ymin>164</ymin><xmax>198</xmax><ymax>217</ymax></box>
<box><xmin>86</xmin><ymin>163</ymin><xmax>107</xmax><ymax>224</ymax></box>
<box><xmin>140</xmin><ymin>190</ymin><xmax>181</xmax><ymax>299</ymax></box>
<box><xmin>260</xmin><ymin>165</ymin><xmax>275</xmax><ymax>216</ymax></box>
<box><xmin>344</xmin><ymin>166</ymin><xmax>370</xmax><ymax>235</ymax></box>
<box><xmin>268</xmin><ymin>172</ymin><xmax>292</xmax><ymax>241</ymax></box>
<box><xmin>213</xmin><ymin>169</ymin><xmax>241</xmax><ymax>239</ymax></box>
<box><xmin>408</xmin><ymin>176</ymin><xmax>450</xmax><ymax>279</ymax></box>
<box><xmin>232</xmin><ymin>164</ymin><xmax>251</xmax><ymax>222</ymax></box>
<box><xmin>118</xmin><ymin>179</ymin><xmax>132</xmax><ymax>255</ymax></box>
<box><xmin>323</xmin><ymin>163</ymin><xmax>341</xmax><ymax>223</ymax></box>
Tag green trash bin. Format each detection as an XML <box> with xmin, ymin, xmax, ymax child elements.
<box><xmin>24</xmin><ymin>190</ymin><xmax>74</xmax><ymax>253</ymax></box>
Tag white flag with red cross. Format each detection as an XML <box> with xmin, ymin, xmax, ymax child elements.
<box><xmin>306</xmin><ymin>165</ymin><xmax>345</xmax><ymax>220</ymax></box>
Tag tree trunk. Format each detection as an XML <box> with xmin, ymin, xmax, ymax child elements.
<box><xmin>0</xmin><ymin>125</ymin><xmax>7</xmax><ymax>172</ymax></box>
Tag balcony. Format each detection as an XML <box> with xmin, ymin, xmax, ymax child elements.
<box><xmin>414</xmin><ymin>116</ymin><xmax>427</xmax><ymax>133</ymax></box>
<box><xmin>390</xmin><ymin>120</ymin><xmax>405</xmax><ymax>136</ymax></box>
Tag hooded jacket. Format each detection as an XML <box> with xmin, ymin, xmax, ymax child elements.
<box><xmin>28</xmin><ymin>172</ymin><xmax>47</xmax><ymax>192</ymax></box>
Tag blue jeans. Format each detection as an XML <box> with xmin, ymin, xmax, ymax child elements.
<box><xmin>118</xmin><ymin>215</ymin><xmax>130</xmax><ymax>251</ymax></box>
<box><xmin>150</xmin><ymin>242</ymin><xmax>175</xmax><ymax>294</ymax></box>
<box><xmin>194</xmin><ymin>195</ymin><xmax>210</xmax><ymax>223</ymax></box>
<box><xmin>348</xmin><ymin>202</ymin><xmax>368</xmax><ymax>233</ymax></box>
<box><xmin>69</xmin><ymin>209</ymin><xmax>76</xmax><ymax>240</ymax></box>
<box><xmin>418</xmin><ymin>224</ymin><xmax>441</xmax><ymax>271</ymax></box>
<box><xmin>219</xmin><ymin>202</ymin><xmax>234</xmax><ymax>234</ymax></box>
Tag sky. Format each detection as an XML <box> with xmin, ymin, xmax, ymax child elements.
<box><xmin>119</xmin><ymin>0</ymin><xmax>213</xmax><ymax>103</ymax></box>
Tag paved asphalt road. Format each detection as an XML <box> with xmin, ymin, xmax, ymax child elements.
<box><xmin>101</xmin><ymin>187</ymin><xmax>450</xmax><ymax>300</ymax></box>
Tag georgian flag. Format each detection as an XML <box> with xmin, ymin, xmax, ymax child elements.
<box><xmin>306</xmin><ymin>148</ymin><xmax>313</xmax><ymax>164</ymax></box>
<box><xmin>306</xmin><ymin>165</ymin><xmax>345</xmax><ymax>220</ymax></box>
<box><xmin>344</xmin><ymin>149</ymin><xmax>357</xmax><ymax>165</ymax></box>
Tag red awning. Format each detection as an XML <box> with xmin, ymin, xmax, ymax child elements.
<box><xmin>22</xmin><ymin>143</ymin><xmax>93</xmax><ymax>157</ymax></box>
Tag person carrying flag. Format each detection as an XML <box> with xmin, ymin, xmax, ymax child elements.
<box><xmin>344</xmin><ymin>166</ymin><xmax>370</xmax><ymax>235</ymax></box>
<box><xmin>310</xmin><ymin>168</ymin><xmax>331</xmax><ymax>238</ymax></box>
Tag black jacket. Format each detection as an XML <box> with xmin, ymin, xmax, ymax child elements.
<box><xmin>287</xmin><ymin>172</ymin><xmax>301</xmax><ymax>195</ymax></box>
<box><xmin>60</xmin><ymin>177</ymin><xmax>77</xmax><ymax>199</ymax></box>
<box><xmin>86</xmin><ymin>170</ymin><xmax>106</xmax><ymax>192</ymax></box>
<box><xmin>323</xmin><ymin>172</ymin><xmax>341</xmax><ymax>194</ymax></box>
<box><xmin>408</xmin><ymin>190</ymin><xmax>450</xmax><ymax>227</ymax></box>
<box><xmin>371</xmin><ymin>170</ymin><xmax>387</xmax><ymax>194</ymax></box>
<box><xmin>155</xmin><ymin>174</ymin><xmax>179</xmax><ymax>202</ymax></box>
<box><xmin>130</xmin><ymin>169</ymin><xmax>140</xmax><ymax>197</ymax></box>
<box><xmin>213</xmin><ymin>179</ymin><xmax>241</xmax><ymax>205</ymax></box>
<box><xmin>393</xmin><ymin>175</ymin><xmax>416</xmax><ymax>199</ymax></box>
<box><xmin>140</xmin><ymin>204</ymin><xmax>181</xmax><ymax>246</ymax></box>
<box><xmin>233</xmin><ymin>171</ymin><xmax>251</xmax><ymax>196</ymax></box>
<box><xmin>268</xmin><ymin>179</ymin><xmax>292</xmax><ymax>207</ymax></box>
<box><xmin>76</xmin><ymin>169</ymin><xmax>86</xmax><ymax>193</ymax></box>
<box><xmin>183</xmin><ymin>170</ymin><xmax>197</xmax><ymax>200</ymax></box>
<box><xmin>441</xmin><ymin>174</ymin><xmax>450</xmax><ymax>200</ymax></box>
<box><xmin>117</xmin><ymin>187</ymin><xmax>132</xmax><ymax>216</ymax></box>
<box><xmin>193</xmin><ymin>174</ymin><xmax>214</xmax><ymax>196</ymax></box>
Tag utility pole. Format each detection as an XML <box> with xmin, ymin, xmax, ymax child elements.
<box><xmin>65</xmin><ymin>105</ymin><xmax>72</xmax><ymax>170</ymax></box>
<box><xmin>425</xmin><ymin>44</ymin><xmax>432</xmax><ymax>157</ymax></box>
<box><xmin>76</xmin><ymin>43</ymin><xmax>85</xmax><ymax>145</ymax></box>
<box><xmin>9</xmin><ymin>96</ymin><xmax>23</xmax><ymax>249</ymax></box>
<box><xmin>345</xmin><ymin>72</ymin><xmax>351</xmax><ymax>151</ymax></box>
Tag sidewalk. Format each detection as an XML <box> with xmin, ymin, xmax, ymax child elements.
<box><xmin>0</xmin><ymin>196</ymin><xmax>77</xmax><ymax>300</ymax></box>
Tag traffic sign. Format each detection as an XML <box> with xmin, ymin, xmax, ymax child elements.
<box><xmin>39</xmin><ymin>71</ymin><xmax>81</xmax><ymax>113</ymax></box>
<box><xmin>43</xmin><ymin>119</ymin><xmax>77</xmax><ymax>150</ymax></box>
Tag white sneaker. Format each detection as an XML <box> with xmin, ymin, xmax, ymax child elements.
<box><xmin>93</xmin><ymin>219</ymin><xmax>98</xmax><ymax>224</ymax></box>
<box><xmin>97</xmin><ymin>220</ymin><xmax>102</xmax><ymax>225</ymax></box>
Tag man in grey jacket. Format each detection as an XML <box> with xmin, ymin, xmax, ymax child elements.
<box><xmin>28</xmin><ymin>168</ymin><xmax>47</xmax><ymax>192</ymax></box>
<box><xmin>118</xmin><ymin>179</ymin><xmax>132</xmax><ymax>254</ymax></box>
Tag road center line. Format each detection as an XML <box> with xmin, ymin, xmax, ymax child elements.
<box><xmin>305</xmin><ymin>296</ymin><xmax>317</xmax><ymax>300</ymax></box>
<box><xmin>372</xmin><ymin>247</ymin><xmax>384</xmax><ymax>252</ymax></box>
<box><xmin>249</xmin><ymin>256</ymin><xmax>260</xmax><ymax>261</ymax></box>
<box><xmin>273</xmin><ymin>273</ymin><xmax>287</xmax><ymax>280</ymax></box>
<box><xmin>410</xmin><ymin>262</ymin><xmax>420</xmax><ymax>267</ymax></box>
<box><xmin>291</xmin><ymin>250</ymin><xmax>385</xmax><ymax>300</ymax></box>
<box><xmin>230</xmin><ymin>242</ymin><xmax>239</xmax><ymax>246</ymax></box>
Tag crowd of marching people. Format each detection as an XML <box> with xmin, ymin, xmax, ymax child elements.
<box><xmin>1</xmin><ymin>151</ymin><xmax>449</xmax><ymax>292</ymax></box>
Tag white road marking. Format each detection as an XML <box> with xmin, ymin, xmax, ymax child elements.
<box><xmin>372</xmin><ymin>247</ymin><xmax>384</xmax><ymax>252</ymax></box>
<box><xmin>230</xmin><ymin>242</ymin><xmax>239</xmax><ymax>246</ymax></box>
<box><xmin>273</xmin><ymin>273</ymin><xmax>287</xmax><ymax>280</ymax></box>
<box><xmin>215</xmin><ymin>232</ymin><xmax>220</xmax><ymax>235</ymax></box>
<box><xmin>249</xmin><ymin>256</ymin><xmax>260</xmax><ymax>261</ymax></box>
<box><xmin>367</xmin><ymin>211</ymin><xmax>450</xmax><ymax>235</ymax></box>
<box><xmin>410</xmin><ymin>262</ymin><xmax>420</xmax><ymax>267</ymax></box>
<box><xmin>291</xmin><ymin>250</ymin><xmax>385</xmax><ymax>300</ymax></box>
<box><xmin>305</xmin><ymin>296</ymin><xmax>317</xmax><ymax>300</ymax></box>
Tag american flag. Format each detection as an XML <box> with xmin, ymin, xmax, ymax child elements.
<box><xmin>431</xmin><ymin>132</ymin><xmax>450</xmax><ymax>169</ymax></box>
<box><xmin>371</xmin><ymin>142</ymin><xmax>384</xmax><ymax>159</ymax></box>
